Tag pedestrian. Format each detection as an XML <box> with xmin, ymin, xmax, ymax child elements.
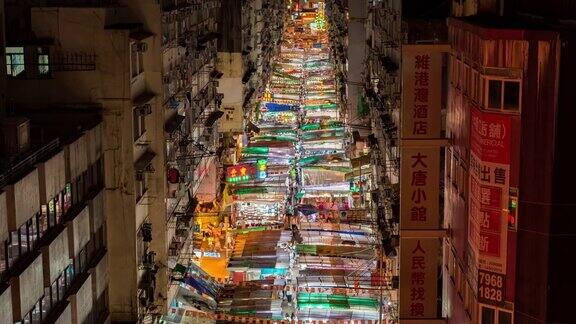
<box><xmin>286</xmin><ymin>287</ymin><xmax>293</xmax><ymax>304</ymax></box>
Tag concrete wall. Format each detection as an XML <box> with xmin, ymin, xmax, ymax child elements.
<box><xmin>91</xmin><ymin>191</ymin><xmax>105</xmax><ymax>232</ymax></box>
<box><xmin>71</xmin><ymin>206</ymin><xmax>91</xmax><ymax>255</ymax></box>
<box><xmin>54</xmin><ymin>303</ymin><xmax>72</xmax><ymax>324</ymax></box>
<box><xmin>13</xmin><ymin>169</ymin><xmax>40</xmax><ymax>228</ymax></box>
<box><xmin>45</xmin><ymin>229</ymin><xmax>70</xmax><ymax>284</ymax></box>
<box><xmin>43</xmin><ymin>151</ymin><xmax>66</xmax><ymax>200</ymax></box>
<box><xmin>15</xmin><ymin>254</ymin><xmax>44</xmax><ymax>319</ymax></box>
<box><xmin>0</xmin><ymin>287</ymin><xmax>13</xmax><ymax>324</ymax></box>
<box><xmin>69</xmin><ymin>134</ymin><xmax>88</xmax><ymax>181</ymax></box>
<box><xmin>87</xmin><ymin>123</ymin><xmax>103</xmax><ymax>165</ymax></box>
<box><xmin>71</xmin><ymin>274</ymin><xmax>93</xmax><ymax>324</ymax></box>
<box><xmin>92</xmin><ymin>253</ymin><xmax>108</xmax><ymax>298</ymax></box>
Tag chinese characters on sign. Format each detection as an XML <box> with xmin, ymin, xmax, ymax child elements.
<box><xmin>400</xmin><ymin>238</ymin><xmax>439</xmax><ymax>319</ymax></box>
<box><xmin>401</xmin><ymin>46</ymin><xmax>442</xmax><ymax>139</ymax></box>
<box><xmin>468</xmin><ymin>107</ymin><xmax>511</xmax><ymax>275</ymax></box>
<box><xmin>400</xmin><ymin>148</ymin><xmax>440</xmax><ymax>229</ymax></box>
<box><xmin>226</xmin><ymin>160</ymin><xmax>268</xmax><ymax>183</ymax></box>
<box><xmin>399</xmin><ymin>45</ymin><xmax>446</xmax><ymax>320</ymax></box>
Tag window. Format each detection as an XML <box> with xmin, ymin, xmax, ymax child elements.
<box><xmin>46</xmin><ymin>190</ymin><xmax>65</xmax><ymax>229</ymax></box>
<box><xmin>133</xmin><ymin>107</ymin><xmax>146</xmax><ymax>141</ymax></box>
<box><xmin>485</xmin><ymin>78</ymin><xmax>521</xmax><ymax>112</ymax></box>
<box><xmin>503</xmin><ymin>81</ymin><xmax>520</xmax><ymax>111</ymax></box>
<box><xmin>488</xmin><ymin>80</ymin><xmax>502</xmax><ymax>109</ymax></box>
<box><xmin>50</xmin><ymin>280</ymin><xmax>59</xmax><ymax>308</ymax></box>
<box><xmin>136</xmin><ymin>172</ymin><xmax>147</xmax><ymax>202</ymax></box>
<box><xmin>498</xmin><ymin>310</ymin><xmax>512</xmax><ymax>324</ymax></box>
<box><xmin>41</xmin><ymin>288</ymin><xmax>50</xmax><ymax>321</ymax></box>
<box><xmin>37</xmin><ymin>47</ymin><xmax>50</xmax><ymax>76</ymax></box>
<box><xmin>480</xmin><ymin>306</ymin><xmax>496</xmax><ymax>324</ymax></box>
<box><xmin>480</xmin><ymin>305</ymin><xmax>513</xmax><ymax>324</ymax></box>
<box><xmin>64</xmin><ymin>183</ymin><xmax>72</xmax><ymax>212</ymax></box>
<box><xmin>3</xmin><ymin>212</ymin><xmax>49</xmax><ymax>275</ymax></box>
<box><xmin>73</xmin><ymin>175</ymin><xmax>85</xmax><ymax>205</ymax></box>
<box><xmin>7</xmin><ymin>229</ymin><xmax>21</xmax><ymax>266</ymax></box>
<box><xmin>27</xmin><ymin>217</ymin><xmax>39</xmax><ymax>249</ymax></box>
<box><xmin>130</xmin><ymin>43</ymin><xmax>144</xmax><ymax>78</ymax></box>
<box><xmin>6</xmin><ymin>47</ymin><xmax>25</xmax><ymax>77</ymax></box>
<box><xmin>73</xmin><ymin>246</ymin><xmax>88</xmax><ymax>275</ymax></box>
<box><xmin>21</xmin><ymin>297</ymin><xmax>44</xmax><ymax>324</ymax></box>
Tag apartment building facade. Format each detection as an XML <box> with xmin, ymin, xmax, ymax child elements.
<box><xmin>443</xmin><ymin>14</ymin><xmax>576</xmax><ymax>324</ymax></box>
<box><xmin>161</xmin><ymin>0</ymin><xmax>224</xmax><ymax>307</ymax></box>
<box><xmin>3</xmin><ymin>0</ymin><xmax>169</xmax><ymax>321</ymax></box>
<box><xmin>0</xmin><ymin>113</ymin><xmax>107</xmax><ymax>323</ymax></box>
<box><xmin>216</xmin><ymin>0</ymin><xmax>285</xmax><ymax>141</ymax></box>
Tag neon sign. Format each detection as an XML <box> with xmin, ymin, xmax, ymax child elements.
<box><xmin>256</xmin><ymin>159</ymin><xmax>267</xmax><ymax>179</ymax></box>
<box><xmin>226</xmin><ymin>160</ymin><xmax>268</xmax><ymax>183</ymax></box>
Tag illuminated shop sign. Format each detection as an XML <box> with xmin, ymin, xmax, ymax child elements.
<box><xmin>226</xmin><ymin>160</ymin><xmax>268</xmax><ymax>183</ymax></box>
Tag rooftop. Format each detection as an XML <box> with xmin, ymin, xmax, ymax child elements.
<box><xmin>448</xmin><ymin>15</ymin><xmax>576</xmax><ymax>40</ymax></box>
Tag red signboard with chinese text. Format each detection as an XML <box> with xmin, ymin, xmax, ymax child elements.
<box><xmin>468</xmin><ymin>107</ymin><xmax>511</xmax><ymax>276</ymax></box>
<box><xmin>471</xmin><ymin>107</ymin><xmax>511</xmax><ymax>164</ymax></box>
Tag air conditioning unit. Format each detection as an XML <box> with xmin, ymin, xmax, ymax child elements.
<box><xmin>137</xmin><ymin>104</ymin><xmax>152</xmax><ymax>115</ymax></box>
<box><xmin>136</xmin><ymin>42</ymin><xmax>148</xmax><ymax>52</ymax></box>
<box><xmin>0</xmin><ymin>117</ymin><xmax>30</xmax><ymax>157</ymax></box>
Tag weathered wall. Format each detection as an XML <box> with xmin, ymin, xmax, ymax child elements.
<box><xmin>0</xmin><ymin>287</ymin><xmax>13</xmax><ymax>324</ymax></box>
<box><xmin>43</xmin><ymin>151</ymin><xmax>66</xmax><ymax>200</ymax></box>
<box><xmin>13</xmin><ymin>169</ymin><xmax>40</xmax><ymax>228</ymax></box>
<box><xmin>71</xmin><ymin>206</ymin><xmax>91</xmax><ymax>255</ymax></box>
<box><xmin>16</xmin><ymin>255</ymin><xmax>44</xmax><ymax>319</ymax></box>
<box><xmin>46</xmin><ymin>229</ymin><xmax>70</xmax><ymax>284</ymax></box>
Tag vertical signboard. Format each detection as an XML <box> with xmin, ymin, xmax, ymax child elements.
<box><xmin>400</xmin><ymin>147</ymin><xmax>440</xmax><ymax>229</ymax></box>
<box><xmin>401</xmin><ymin>47</ymin><xmax>443</xmax><ymax>139</ymax></box>
<box><xmin>468</xmin><ymin>106</ymin><xmax>511</xmax><ymax>306</ymax></box>
<box><xmin>399</xmin><ymin>45</ymin><xmax>447</xmax><ymax>320</ymax></box>
<box><xmin>399</xmin><ymin>238</ymin><xmax>440</xmax><ymax>318</ymax></box>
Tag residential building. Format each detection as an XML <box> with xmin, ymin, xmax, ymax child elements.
<box><xmin>161</xmin><ymin>0</ymin><xmax>224</xmax><ymax>307</ymax></box>
<box><xmin>363</xmin><ymin>0</ymin><xmax>450</xmax><ymax>321</ymax></box>
<box><xmin>0</xmin><ymin>110</ymin><xmax>107</xmax><ymax>323</ymax></box>
<box><xmin>216</xmin><ymin>0</ymin><xmax>285</xmax><ymax>140</ymax></box>
<box><xmin>3</xmin><ymin>0</ymin><xmax>168</xmax><ymax>321</ymax></box>
<box><xmin>443</xmin><ymin>12</ymin><xmax>576</xmax><ymax>324</ymax></box>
